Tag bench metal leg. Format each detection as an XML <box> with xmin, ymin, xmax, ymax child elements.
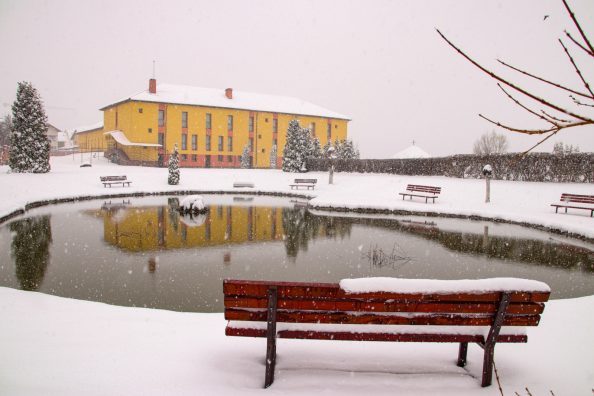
<box><xmin>457</xmin><ymin>342</ymin><xmax>468</xmax><ymax>367</ymax></box>
<box><xmin>264</xmin><ymin>286</ymin><xmax>278</xmax><ymax>388</ymax></box>
<box><xmin>481</xmin><ymin>292</ymin><xmax>510</xmax><ymax>387</ymax></box>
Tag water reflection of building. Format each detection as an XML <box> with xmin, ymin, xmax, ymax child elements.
<box><xmin>93</xmin><ymin>204</ymin><xmax>285</xmax><ymax>252</ymax></box>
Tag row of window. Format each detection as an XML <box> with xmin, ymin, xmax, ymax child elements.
<box><xmin>156</xmin><ymin>110</ymin><xmax>334</xmax><ymax>140</ymax></box>
<box><xmin>161</xmin><ymin>133</ymin><xmax>236</xmax><ymax>152</ymax></box>
<box><xmin>179</xmin><ymin>154</ymin><xmax>242</xmax><ymax>162</ymax></box>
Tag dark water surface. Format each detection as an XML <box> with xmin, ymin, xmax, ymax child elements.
<box><xmin>0</xmin><ymin>195</ymin><xmax>592</xmax><ymax>312</ymax></box>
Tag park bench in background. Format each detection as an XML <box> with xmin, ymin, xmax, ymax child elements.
<box><xmin>550</xmin><ymin>193</ymin><xmax>594</xmax><ymax>217</ymax></box>
<box><xmin>224</xmin><ymin>278</ymin><xmax>550</xmax><ymax>388</ymax></box>
<box><xmin>233</xmin><ymin>182</ymin><xmax>255</xmax><ymax>188</ymax></box>
<box><xmin>100</xmin><ymin>175</ymin><xmax>132</xmax><ymax>188</ymax></box>
<box><xmin>289</xmin><ymin>178</ymin><xmax>317</xmax><ymax>190</ymax></box>
<box><xmin>398</xmin><ymin>184</ymin><xmax>441</xmax><ymax>203</ymax></box>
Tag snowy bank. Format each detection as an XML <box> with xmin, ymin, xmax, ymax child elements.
<box><xmin>0</xmin><ymin>286</ymin><xmax>592</xmax><ymax>396</ymax></box>
<box><xmin>0</xmin><ymin>154</ymin><xmax>593</xmax><ymax>242</ymax></box>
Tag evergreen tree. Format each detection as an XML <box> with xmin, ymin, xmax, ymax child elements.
<box><xmin>240</xmin><ymin>144</ymin><xmax>251</xmax><ymax>168</ymax></box>
<box><xmin>282</xmin><ymin>119</ymin><xmax>309</xmax><ymax>172</ymax></box>
<box><xmin>334</xmin><ymin>138</ymin><xmax>359</xmax><ymax>159</ymax></box>
<box><xmin>0</xmin><ymin>115</ymin><xmax>11</xmax><ymax>148</ymax></box>
<box><xmin>168</xmin><ymin>144</ymin><xmax>180</xmax><ymax>185</ymax></box>
<box><xmin>322</xmin><ymin>141</ymin><xmax>333</xmax><ymax>157</ymax></box>
<box><xmin>9</xmin><ymin>81</ymin><xmax>50</xmax><ymax>173</ymax></box>
<box><xmin>307</xmin><ymin>135</ymin><xmax>322</xmax><ymax>159</ymax></box>
<box><xmin>269</xmin><ymin>144</ymin><xmax>278</xmax><ymax>169</ymax></box>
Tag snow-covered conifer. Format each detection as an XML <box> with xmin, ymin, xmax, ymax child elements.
<box><xmin>9</xmin><ymin>81</ymin><xmax>50</xmax><ymax>173</ymax></box>
<box><xmin>282</xmin><ymin>119</ymin><xmax>308</xmax><ymax>172</ymax></box>
<box><xmin>168</xmin><ymin>144</ymin><xmax>180</xmax><ymax>185</ymax></box>
<box><xmin>307</xmin><ymin>135</ymin><xmax>322</xmax><ymax>160</ymax></box>
<box><xmin>269</xmin><ymin>144</ymin><xmax>278</xmax><ymax>169</ymax></box>
<box><xmin>240</xmin><ymin>144</ymin><xmax>251</xmax><ymax>168</ymax></box>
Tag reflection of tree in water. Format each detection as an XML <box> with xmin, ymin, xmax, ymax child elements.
<box><xmin>168</xmin><ymin>198</ymin><xmax>180</xmax><ymax>232</ymax></box>
<box><xmin>10</xmin><ymin>215</ymin><xmax>53</xmax><ymax>291</ymax></box>
<box><xmin>282</xmin><ymin>208</ymin><xmax>352</xmax><ymax>257</ymax></box>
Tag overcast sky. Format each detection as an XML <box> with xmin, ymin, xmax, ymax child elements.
<box><xmin>1</xmin><ymin>0</ymin><xmax>592</xmax><ymax>157</ymax></box>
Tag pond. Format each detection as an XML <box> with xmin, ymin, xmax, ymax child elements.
<box><xmin>0</xmin><ymin>195</ymin><xmax>593</xmax><ymax>312</ymax></box>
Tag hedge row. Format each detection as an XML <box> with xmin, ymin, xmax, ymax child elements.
<box><xmin>306</xmin><ymin>153</ymin><xmax>593</xmax><ymax>183</ymax></box>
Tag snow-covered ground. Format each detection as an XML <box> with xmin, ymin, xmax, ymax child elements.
<box><xmin>1</xmin><ymin>153</ymin><xmax>593</xmax><ymax>395</ymax></box>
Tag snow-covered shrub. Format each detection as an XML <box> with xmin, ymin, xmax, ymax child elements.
<box><xmin>269</xmin><ymin>144</ymin><xmax>277</xmax><ymax>169</ymax></box>
<box><xmin>282</xmin><ymin>119</ymin><xmax>309</xmax><ymax>172</ymax></box>
<box><xmin>240</xmin><ymin>144</ymin><xmax>251</xmax><ymax>169</ymax></box>
<box><xmin>9</xmin><ymin>81</ymin><xmax>50</xmax><ymax>173</ymax></box>
<box><xmin>179</xmin><ymin>195</ymin><xmax>206</xmax><ymax>213</ymax></box>
<box><xmin>168</xmin><ymin>144</ymin><xmax>180</xmax><ymax>185</ymax></box>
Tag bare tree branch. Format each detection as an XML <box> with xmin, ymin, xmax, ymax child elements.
<box><xmin>521</xmin><ymin>130</ymin><xmax>560</xmax><ymax>155</ymax></box>
<box><xmin>496</xmin><ymin>84</ymin><xmax>559</xmax><ymax>127</ymax></box>
<box><xmin>497</xmin><ymin>59</ymin><xmax>591</xmax><ymax>99</ymax></box>
<box><xmin>562</xmin><ymin>0</ymin><xmax>594</xmax><ymax>56</ymax></box>
<box><xmin>565</xmin><ymin>30</ymin><xmax>594</xmax><ymax>57</ymax></box>
<box><xmin>558</xmin><ymin>38</ymin><xmax>594</xmax><ymax>98</ymax></box>
<box><xmin>541</xmin><ymin>110</ymin><xmax>573</xmax><ymax>123</ymax></box>
<box><xmin>436</xmin><ymin>29</ymin><xmax>594</xmax><ymax>126</ymax></box>
<box><xmin>479</xmin><ymin>114</ymin><xmax>558</xmax><ymax>135</ymax></box>
<box><xmin>570</xmin><ymin>95</ymin><xmax>594</xmax><ymax>107</ymax></box>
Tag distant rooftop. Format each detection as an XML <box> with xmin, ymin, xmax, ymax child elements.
<box><xmin>72</xmin><ymin>122</ymin><xmax>103</xmax><ymax>135</ymax></box>
<box><xmin>392</xmin><ymin>144</ymin><xmax>431</xmax><ymax>159</ymax></box>
<box><xmin>101</xmin><ymin>82</ymin><xmax>350</xmax><ymax>120</ymax></box>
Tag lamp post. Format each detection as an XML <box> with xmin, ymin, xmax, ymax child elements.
<box><xmin>482</xmin><ymin>164</ymin><xmax>493</xmax><ymax>203</ymax></box>
<box><xmin>327</xmin><ymin>146</ymin><xmax>337</xmax><ymax>184</ymax></box>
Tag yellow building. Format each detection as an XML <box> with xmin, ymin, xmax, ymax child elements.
<box><xmin>99</xmin><ymin>79</ymin><xmax>350</xmax><ymax>168</ymax></box>
<box><xmin>72</xmin><ymin>122</ymin><xmax>105</xmax><ymax>152</ymax></box>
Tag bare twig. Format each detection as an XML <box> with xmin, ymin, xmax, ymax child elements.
<box><xmin>436</xmin><ymin>29</ymin><xmax>594</xmax><ymax>126</ymax></box>
<box><xmin>565</xmin><ymin>30</ymin><xmax>594</xmax><ymax>57</ymax></box>
<box><xmin>497</xmin><ymin>84</ymin><xmax>559</xmax><ymax>127</ymax></box>
<box><xmin>559</xmin><ymin>39</ymin><xmax>594</xmax><ymax>98</ymax></box>
<box><xmin>498</xmin><ymin>59</ymin><xmax>591</xmax><ymax>99</ymax></box>
<box><xmin>562</xmin><ymin>0</ymin><xmax>594</xmax><ymax>56</ymax></box>
<box><xmin>525</xmin><ymin>387</ymin><xmax>534</xmax><ymax>396</ymax></box>
<box><xmin>493</xmin><ymin>361</ymin><xmax>505</xmax><ymax>396</ymax></box>
<box><xmin>479</xmin><ymin>114</ymin><xmax>557</xmax><ymax>135</ymax></box>
<box><xmin>541</xmin><ymin>110</ymin><xmax>573</xmax><ymax>123</ymax></box>
<box><xmin>521</xmin><ymin>130</ymin><xmax>560</xmax><ymax>155</ymax></box>
<box><xmin>570</xmin><ymin>95</ymin><xmax>594</xmax><ymax>107</ymax></box>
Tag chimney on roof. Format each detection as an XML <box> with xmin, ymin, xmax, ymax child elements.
<box><xmin>225</xmin><ymin>88</ymin><xmax>233</xmax><ymax>99</ymax></box>
<box><xmin>149</xmin><ymin>78</ymin><xmax>157</xmax><ymax>94</ymax></box>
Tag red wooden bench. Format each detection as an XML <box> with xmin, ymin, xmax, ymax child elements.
<box><xmin>398</xmin><ymin>184</ymin><xmax>441</xmax><ymax>203</ymax></box>
<box><xmin>550</xmin><ymin>193</ymin><xmax>594</xmax><ymax>217</ymax></box>
<box><xmin>224</xmin><ymin>278</ymin><xmax>550</xmax><ymax>388</ymax></box>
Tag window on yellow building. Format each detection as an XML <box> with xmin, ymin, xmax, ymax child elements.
<box><xmin>227</xmin><ymin>136</ymin><xmax>232</xmax><ymax>152</ymax></box>
<box><xmin>218</xmin><ymin>136</ymin><xmax>223</xmax><ymax>151</ymax></box>
<box><xmin>327</xmin><ymin>123</ymin><xmax>331</xmax><ymax>140</ymax></box>
<box><xmin>192</xmin><ymin>154</ymin><xmax>197</xmax><ymax>162</ymax></box>
<box><xmin>227</xmin><ymin>115</ymin><xmax>233</xmax><ymax>131</ymax></box>
<box><xmin>310</xmin><ymin>122</ymin><xmax>316</xmax><ymax>136</ymax></box>
<box><xmin>138</xmin><ymin>108</ymin><xmax>143</xmax><ymax>114</ymax></box>
<box><xmin>182</xmin><ymin>112</ymin><xmax>188</xmax><ymax>128</ymax></box>
<box><xmin>272</xmin><ymin>119</ymin><xmax>278</xmax><ymax>133</ymax></box>
<box><xmin>249</xmin><ymin>138</ymin><xmax>254</xmax><ymax>150</ymax></box>
<box><xmin>158</xmin><ymin>133</ymin><xmax>164</xmax><ymax>146</ymax></box>
<box><xmin>218</xmin><ymin>155</ymin><xmax>223</xmax><ymax>162</ymax></box>
<box><xmin>206</xmin><ymin>135</ymin><xmax>211</xmax><ymax>151</ymax></box>
<box><xmin>159</xmin><ymin>110</ymin><xmax>165</xmax><ymax>127</ymax></box>
<box><xmin>181</xmin><ymin>134</ymin><xmax>187</xmax><ymax>150</ymax></box>
<box><xmin>181</xmin><ymin>154</ymin><xmax>187</xmax><ymax>161</ymax></box>
<box><xmin>148</xmin><ymin>128</ymin><xmax>152</xmax><ymax>133</ymax></box>
<box><xmin>249</xmin><ymin>116</ymin><xmax>254</xmax><ymax>132</ymax></box>
<box><xmin>206</xmin><ymin>113</ymin><xmax>212</xmax><ymax>129</ymax></box>
<box><xmin>192</xmin><ymin>135</ymin><xmax>197</xmax><ymax>150</ymax></box>
<box><xmin>227</xmin><ymin>155</ymin><xmax>233</xmax><ymax>163</ymax></box>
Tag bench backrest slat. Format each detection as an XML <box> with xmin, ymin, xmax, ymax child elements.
<box><xmin>560</xmin><ymin>193</ymin><xmax>594</xmax><ymax>204</ymax></box>
<box><xmin>100</xmin><ymin>176</ymin><xmax>127</xmax><ymax>182</ymax></box>
<box><xmin>294</xmin><ymin>179</ymin><xmax>317</xmax><ymax>184</ymax></box>
<box><xmin>223</xmin><ymin>280</ymin><xmax>549</xmax><ymax>327</ymax></box>
<box><xmin>406</xmin><ymin>184</ymin><xmax>441</xmax><ymax>194</ymax></box>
